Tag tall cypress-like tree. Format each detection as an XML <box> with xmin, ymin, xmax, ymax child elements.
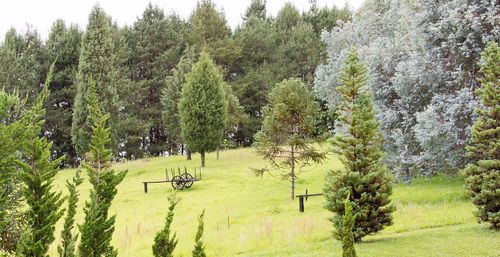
<box><xmin>16</xmin><ymin>65</ymin><xmax>66</xmax><ymax>257</ymax></box>
<box><xmin>323</xmin><ymin>49</ymin><xmax>394</xmax><ymax>242</ymax></box>
<box><xmin>191</xmin><ymin>210</ymin><xmax>206</xmax><ymax>257</ymax></box>
<box><xmin>161</xmin><ymin>48</ymin><xmax>196</xmax><ymax>156</ymax></box>
<box><xmin>78</xmin><ymin>81</ymin><xmax>127</xmax><ymax>257</ymax></box>
<box><xmin>57</xmin><ymin>170</ymin><xmax>83</xmax><ymax>257</ymax></box>
<box><xmin>178</xmin><ymin>52</ymin><xmax>227</xmax><ymax>167</ymax></box>
<box><xmin>253</xmin><ymin>79</ymin><xmax>326</xmax><ymax>199</ymax></box>
<box><xmin>71</xmin><ymin>5</ymin><xmax>120</xmax><ymax>157</ymax></box>
<box><xmin>464</xmin><ymin>42</ymin><xmax>500</xmax><ymax>229</ymax></box>
<box><xmin>152</xmin><ymin>195</ymin><xmax>179</xmax><ymax>257</ymax></box>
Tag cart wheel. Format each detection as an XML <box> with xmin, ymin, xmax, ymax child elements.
<box><xmin>171</xmin><ymin>175</ymin><xmax>185</xmax><ymax>190</ymax></box>
<box><xmin>181</xmin><ymin>173</ymin><xmax>194</xmax><ymax>188</ymax></box>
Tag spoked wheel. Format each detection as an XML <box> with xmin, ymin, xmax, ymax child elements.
<box><xmin>171</xmin><ymin>175</ymin><xmax>185</xmax><ymax>190</ymax></box>
<box><xmin>181</xmin><ymin>173</ymin><xmax>194</xmax><ymax>188</ymax></box>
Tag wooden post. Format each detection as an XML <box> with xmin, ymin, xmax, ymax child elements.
<box><xmin>143</xmin><ymin>182</ymin><xmax>148</xmax><ymax>193</ymax></box>
<box><xmin>299</xmin><ymin>196</ymin><xmax>304</xmax><ymax>212</ymax></box>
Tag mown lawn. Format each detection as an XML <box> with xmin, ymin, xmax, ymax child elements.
<box><xmin>49</xmin><ymin>147</ymin><xmax>500</xmax><ymax>256</ymax></box>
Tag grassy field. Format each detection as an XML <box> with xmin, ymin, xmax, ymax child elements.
<box><xmin>49</xmin><ymin>147</ymin><xmax>500</xmax><ymax>256</ymax></box>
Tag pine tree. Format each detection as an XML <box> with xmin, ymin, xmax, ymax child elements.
<box><xmin>152</xmin><ymin>195</ymin><xmax>180</xmax><ymax>257</ymax></box>
<box><xmin>126</xmin><ymin>4</ymin><xmax>188</xmax><ymax>157</ymax></box>
<box><xmin>78</xmin><ymin>81</ymin><xmax>128</xmax><ymax>257</ymax></box>
<box><xmin>342</xmin><ymin>194</ymin><xmax>356</xmax><ymax>257</ymax></box>
<box><xmin>192</xmin><ymin>210</ymin><xmax>206</xmax><ymax>257</ymax></box>
<box><xmin>464</xmin><ymin>42</ymin><xmax>500</xmax><ymax>229</ymax></box>
<box><xmin>253</xmin><ymin>79</ymin><xmax>326</xmax><ymax>199</ymax></box>
<box><xmin>57</xmin><ymin>170</ymin><xmax>83</xmax><ymax>257</ymax></box>
<box><xmin>161</xmin><ymin>48</ymin><xmax>196</xmax><ymax>156</ymax></box>
<box><xmin>71</xmin><ymin>5</ymin><xmax>121</xmax><ymax>157</ymax></box>
<box><xmin>178</xmin><ymin>52</ymin><xmax>227</xmax><ymax>167</ymax></box>
<box><xmin>323</xmin><ymin>49</ymin><xmax>395</xmax><ymax>242</ymax></box>
<box><xmin>16</xmin><ymin>64</ymin><xmax>66</xmax><ymax>257</ymax></box>
<box><xmin>43</xmin><ymin>20</ymin><xmax>82</xmax><ymax>166</ymax></box>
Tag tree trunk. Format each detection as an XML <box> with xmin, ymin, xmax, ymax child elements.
<box><xmin>216</xmin><ymin>146</ymin><xmax>220</xmax><ymax>160</ymax></box>
<box><xmin>187</xmin><ymin>148</ymin><xmax>192</xmax><ymax>161</ymax></box>
<box><xmin>291</xmin><ymin>145</ymin><xmax>295</xmax><ymax>200</ymax></box>
<box><xmin>201</xmin><ymin>150</ymin><xmax>206</xmax><ymax>167</ymax></box>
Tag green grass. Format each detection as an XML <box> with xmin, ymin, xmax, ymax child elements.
<box><xmin>49</xmin><ymin>148</ymin><xmax>500</xmax><ymax>256</ymax></box>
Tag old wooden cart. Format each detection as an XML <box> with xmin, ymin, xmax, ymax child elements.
<box><xmin>142</xmin><ymin>167</ymin><xmax>202</xmax><ymax>193</ymax></box>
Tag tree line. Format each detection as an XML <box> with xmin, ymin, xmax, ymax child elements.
<box><xmin>0</xmin><ymin>0</ymin><xmax>351</xmax><ymax>166</ymax></box>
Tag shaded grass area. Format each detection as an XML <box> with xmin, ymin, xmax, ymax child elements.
<box><xmin>49</xmin><ymin>148</ymin><xmax>500</xmax><ymax>256</ymax></box>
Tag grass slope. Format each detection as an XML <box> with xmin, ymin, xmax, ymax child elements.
<box><xmin>49</xmin><ymin>148</ymin><xmax>500</xmax><ymax>256</ymax></box>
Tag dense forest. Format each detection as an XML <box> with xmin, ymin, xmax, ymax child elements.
<box><xmin>0</xmin><ymin>0</ymin><xmax>497</xmax><ymax>177</ymax></box>
<box><xmin>0</xmin><ymin>0</ymin><xmax>350</xmax><ymax>166</ymax></box>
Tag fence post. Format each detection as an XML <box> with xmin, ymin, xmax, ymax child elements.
<box><xmin>299</xmin><ymin>196</ymin><xmax>304</xmax><ymax>212</ymax></box>
<box><xmin>143</xmin><ymin>182</ymin><xmax>148</xmax><ymax>193</ymax></box>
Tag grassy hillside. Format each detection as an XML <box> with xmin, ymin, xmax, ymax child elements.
<box><xmin>49</xmin><ymin>148</ymin><xmax>499</xmax><ymax>256</ymax></box>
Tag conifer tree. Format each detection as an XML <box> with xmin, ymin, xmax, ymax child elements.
<box><xmin>162</xmin><ymin>48</ymin><xmax>196</xmax><ymax>156</ymax></box>
<box><xmin>43</xmin><ymin>19</ymin><xmax>82</xmax><ymax>165</ymax></box>
<box><xmin>178</xmin><ymin>52</ymin><xmax>227</xmax><ymax>167</ymax></box>
<box><xmin>342</xmin><ymin>195</ymin><xmax>356</xmax><ymax>257</ymax></box>
<box><xmin>127</xmin><ymin>4</ymin><xmax>188</xmax><ymax>157</ymax></box>
<box><xmin>152</xmin><ymin>195</ymin><xmax>180</xmax><ymax>257</ymax></box>
<box><xmin>78</xmin><ymin>80</ymin><xmax>128</xmax><ymax>257</ymax></box>
<box><xmin>0</xmin><ymin>91</ymin><xmax>25</xmax><ymax>254</ymax></box>
<box><xmin>464</xmin><ymin>42</ymin><xmax>500</xmax><ymax>229</ymax></box>
<box><xmin>16</xmin><ymin>64</ymin><xmax>66</xmax><ymax>257</ymax></box>
<box><xmin>71</xmin><ymin>5</ymin><xmax>120</xmax><ymax>157</ymax></box>
<box><xmin>253</xmin><ymin>79</ymin><xmax>326</xmax><ymax>199</ymax></box>
<box><xmin>57</xmin><ymin>170</ymin><xmax>83</xmax><ymax>257</ymax></box>
<box><xmin>192</xmin><ymin>210</ymin><xmax>206</xmax><ymax>257</ymax></box>
<box><xmin>323</xmin><ymin>49</ymin><xmax>395</xmax><ymax>242</ymax></box>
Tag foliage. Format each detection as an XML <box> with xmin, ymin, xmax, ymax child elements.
<box><xmin>43</xmin><ymin>20</ymin><xmax>82</xmax><ymax>166</ymax></box>
<box><xmin>152</xmin><ymin>195</ymin><xmax>180</xmax><ymax>257</ymax></box>
<box><xmin>323</xmin><ymin>49</ymin><xmax>394</xmax><ymax>242</ymax></box>
<box><xmin>191</xmin><ymin>210</ymin><xmax>206</xmax><ymax>257</ymax></box>
<box><xmin>342</xmin><ymin>194</ymin><xmax>356</xmax><ymax>257</ymax></box>
<box><xmin>315</xmin><ymin>0</ymin><xmax>499</xmax><ymax>179</ymax></box>
<box><xmin>178</xmin><ymin>52</ymin><xmax>227</xmax><ymax>167</ymax></box>
<box><xmin>161</xmin><ymin>48</ymin><xmax>196</xmax><ymax>155</ymax></box>
<box><xmin>71</xmin><ymin>5</ymin><xmax>121</xmax><ymax>157</ymax></box>
<box><xmin>253</xmin><ymin>79</ymin><xmax>326</xmax><ymax>199</ymax></box>
<box><xmin>78</xmin><ymin>82</ymin><xmax>127</xmax><ymax>257</ymax></box>
<box><xmin>464</xmin><ymin>42</ymin><xmax>500</xmax><ymax>229</ymax></box>
<box><xmin>0</xmin><ymin>63</ymin><xmax>55</xmax><ymax>254</ymax></box>
<box><xmin>125</xmin><ymin>4</ymin><xmax>189</xmax><ymax>157</ymax></box>
<box><xmin>57</xmin><ymin>170</ymin><xmax>83</xmax><ymax>257</ymax></box>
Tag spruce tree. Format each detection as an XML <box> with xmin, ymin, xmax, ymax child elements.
<box><xmin>178</xmin><ymin>52</ymin><xmax>227</xmax><ymax>167</ymax></box>
<box><xmin>78</xmin><ymin>81</ymin><xmax>127</xmax><ymax>257</ymax></box>
<box><xmin>464</xmin><ymin>42</ymin><xmax>500</xmax><ymax>229</ymax></box>
<box><xmin>152</xmin><ymin>195</ymin><xmax>180</xmax><ymax>257</ymax></box>
<box><xmin>58</xmin><ymin>170</ymin><xmax>83</xmax><ymax>257</ymax></box>
<box><xmin>192</xmin><ymin>210</ymin><xmax>206</xmax><ymax>257</ymax></box>
<box><xmin>342</xmin><ymin>195</ymin><xmax>357</xmax><ymax>257</ymax></box>
<box><xmin>323</xmin><ymin>49</ymin><xmax>395</xmax><ymax>242</ymax></box>
<box><xmin>16</xmin><ymin>65</ymin><xmax>66</xmax><ymax>257</ymax></box>
<box><xmin>161</xmin><ymin>48</ymin><xmax>196</xmax><ymax>155</ymax></box>
<box><xmin>71</xmin><ymin>5</ymin><xmax>120</xmax><ymax>157</ymax></box>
